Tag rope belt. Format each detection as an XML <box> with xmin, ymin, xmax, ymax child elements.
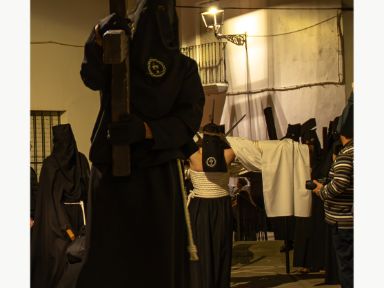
<box><xmin>187</xmin><ymin>189</ymin><xmax>230</xmax><ymax>207</ymax></box>
<box><xmin>63</xmin><ymin>200</ymin><xmax>86</xmax><ymax>226</ymax></box>
<box><xmin>176</xmin><ymin>159</ymin><xmax>199</xmax><ymax>261</ymax></box>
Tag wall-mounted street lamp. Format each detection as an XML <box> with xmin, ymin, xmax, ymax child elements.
<box><xmin>201</xmin><ymin>7</ymin><xmax>246</xmax><ymax>46</ymax></box>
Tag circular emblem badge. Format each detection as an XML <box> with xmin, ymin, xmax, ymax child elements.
<box><xmin>206</xmin><ymin>157</ymin><xmax>217</xmax><ymax>168</ymax></box>
<box><xmin>147</xmin><ymin>58</ymin><xmax>166</xmax><ymax>78</ymax></box>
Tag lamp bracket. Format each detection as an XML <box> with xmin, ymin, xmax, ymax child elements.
<box><xmin>215</xmin><ymin>32</ymin><xmax>247</xmax><ymax>46</ymax></box>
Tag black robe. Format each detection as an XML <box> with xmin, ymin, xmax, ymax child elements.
<box><xmin>189</xmin><ymin>196</ymin><xmax>233</xmax><ymax>288</ymax></box>
<box><xmin>293</xmin><ymin>197</ymin><xmax>326</xmax><ymax>271</ymax></box>
<box><xmin>75</xmin><ymin>3</ymin><xmax>205</xmax><ymax>288</ymax></box>
<box><xmin>293</xmin><ymin>143</ymin><xmax>326</xmax><ymax>271</ymax></box>
<box><xmin>31</xmin><ymin>124</ymin><xmax>90</xmax><ymax>288</ymax></box>
<box><xmin>320</xmin><ymin>120</ymin><xmax>341</xmax><ymax>284</ymax></box>
<box><xmin>236</xmin><ymin>189</ymin><xmax>257</xmax><ymax>241</ymax></box>
<box><xmin>320</xmin><ymin>146</ymin><xmax>340</xmax><ymax>284</ymax></box>
<box><xmin>30</xmin><ymin>167</ymin><xmax>39</xmax><ymax>220</ymax></box>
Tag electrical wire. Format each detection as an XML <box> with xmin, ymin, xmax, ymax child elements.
<box><xmin>247</xmin><ymin>15</ymin><xmax>337</xmax><ymax>38</ymax></box>
<box><xmin>30</xmin><ymin>14</ymin><xmax>339</xmax><ymax>48</ymax></box>
<box><xmin>176</xmin><ymin>5</ymin><xmax>353</xmax><ymax>11</ymax></box>
<box><xmin>31</xmin><ymin>41</ymin><xmax>83</xmax><ymax>48</ymax></box>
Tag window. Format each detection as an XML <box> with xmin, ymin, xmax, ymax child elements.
<box><xmin>30</xmin><ymin>110</ymin><xmax>64</xmax><ymax>178</ymax></box>
<box><xmin>181</xmin><ymin>42</ymin><xmax>227</xmax><ymax>85</ymax></box>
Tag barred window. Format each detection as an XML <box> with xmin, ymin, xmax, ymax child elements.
<box><xmin>181</xmin><ymin>42</ymin><xmax>227</xmax><ymax>85</ymax></box>
<box><xmin>30</xmin><ymin>111</ymin><xmax>64</xmax><ymax>178</ymax></box>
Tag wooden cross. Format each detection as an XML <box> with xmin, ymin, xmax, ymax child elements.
<box><xmin>103</xmin><ymin>0</ymin><xmax>131</xmax><ymax>176</ymax></box>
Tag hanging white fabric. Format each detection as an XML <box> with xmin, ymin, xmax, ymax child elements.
<box><xmin>226</xmin><ymin>136</ymin><xmax>311</xmax><ymax>217</ymax></box>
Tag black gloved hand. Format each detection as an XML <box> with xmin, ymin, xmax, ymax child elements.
<box><xmin>108</xmin><ymin>114</ymin><xmax>146</xmax><ymax>145</ymax></box>
<box><xmin>332</xmin><ymin>141</ymin><xmax>343</xmax><ymax>155</ymax></box>
<box><xmin>97</xmin><ymin>12</ymin><xmax>130</xmax><ymax>37</ymax></box>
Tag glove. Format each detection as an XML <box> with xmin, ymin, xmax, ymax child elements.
<box><xmin>332</xmin><ymin>141</ymin><xmax>343</xmax><ymax>155</ymax></box>
<box><xmin>97</xmin><ymin>13</ymin><xmax>130</xmax><ymax>37</ymax></box>
<box><xmin>108</xmin><ymin>114</ymin><xmax>146</xmax><ymax>145</ymax></box>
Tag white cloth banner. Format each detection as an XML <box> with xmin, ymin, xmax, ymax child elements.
<box><xmin>227</xmin><ymin>136</ymin><xmax>311</xmax><ymax>217</ymax></box>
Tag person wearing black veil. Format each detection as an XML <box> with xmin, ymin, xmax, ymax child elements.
<box><xmin>31</xmin><ymin>124</ymin><xmax>90</xmax><ymax>288</ymax></box>
<box><xmin>75</xmin><ymin>0</ymin><xmax>205</xmax><ymax>287</ymax></box>
<box><xmin>187</xmin><ymin>123</ymin><xmax>235</xmax><ymax>288</ymax></box>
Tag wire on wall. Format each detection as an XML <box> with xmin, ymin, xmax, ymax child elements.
<box><xmin>247</xmin><ymin>15</ymin><xmax>337</xmax><ymax>38</ymax></box>
<box><xmin>176</xmin><ymin>5</ymin><xmax>352</xmax><ymax>11</ymax></box>
<box><xmin>30</xmin><ymin>15</ymin><xmax>339</xmax><ymax>49</ymax></box>
<box><xmin>31</xmin><ymin>41</ymin><xmax>84</xmax><ymax>48</ymax></box>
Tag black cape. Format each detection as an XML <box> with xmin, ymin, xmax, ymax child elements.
<box><xmin>30</xmin><ymin>166</ymin><xmax>39</xmax><ymax>220</ymax></box>
<box><xmin>31</xmin><ymin>124</ymin><xmax>90</xmax><ymax>288</ymax></box>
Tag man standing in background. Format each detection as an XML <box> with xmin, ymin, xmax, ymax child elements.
<box><xmin>313</xmin><ymin>103</ymin><xmax>354</xmax><ymax>288</ymax></box>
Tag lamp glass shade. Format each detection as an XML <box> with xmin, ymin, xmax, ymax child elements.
<box><xmin>201</xmin><ymin>9</ymin><xmax>224</xmax><ymax>30</ymax></box>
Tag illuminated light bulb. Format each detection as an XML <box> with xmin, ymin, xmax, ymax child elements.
<box><xmin>208</xmin><ymin>7</ymin><xmax>218</xmax><ymax>15</ymax></box>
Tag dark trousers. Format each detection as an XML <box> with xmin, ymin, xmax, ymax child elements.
<box><xmin>331</xmin><ymin>226</ymin><xmax>353</xmax><ymax>288</ymax></box>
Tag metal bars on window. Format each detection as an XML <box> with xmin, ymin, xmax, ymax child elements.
<box><xmin>181</xmin><ymin>42</ymin><xmax>227</xmax><ymax>85</ymax></box>
<box><xmin>30</xmin><ymin>111</ymin><xmax>64</xmax><ymax>178</ymax></box>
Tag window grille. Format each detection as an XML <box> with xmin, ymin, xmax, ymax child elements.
<box><xmin>181</xmin><ymin>42</ymin><xmax>227</xmax><ymax>85</ymax></box>
<box><xmin>30</xmin><ymin>110</ymin><xmax>64</xmax><ymax>178</ymax></box>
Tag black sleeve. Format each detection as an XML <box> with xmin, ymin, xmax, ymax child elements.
<box><xmin>39</xmin><ymin>160</ymin><xmax>72</xmax><ymax>234</ymax></box>
<box><xmin>147</xmin><ymin>58</ymin><xmax>205</xmax><ymax>150</ymax></box>
<box><xmin>80</xmin><ymin>28</ymin><xmax>111</xmax><ymax>91</ymax></box>
<box><xmin>180</xmin><ymin>138</ymin><xmax>199</xmax><ymax>159</ymax></box>
<box><xmin>30</xmin><ymin>167</ymin><xmax>39</xmax><ymax>219</ymax></box>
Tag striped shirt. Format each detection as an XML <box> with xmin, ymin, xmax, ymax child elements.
<box><xmin>319</xmin><ymin>140</ymin><xmax>353</xmax><ymax>229</ymax></box>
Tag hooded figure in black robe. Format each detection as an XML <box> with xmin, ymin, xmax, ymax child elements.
<box><xmin>293</xmin><ymin>127</ymin><xmax>326</xmax><ymax>272</ymax></box>
<box><xmin>75</xmin><ymin>0</ymin><xmax>205</xmax><ymax>287</ymax></box>
<box><xmin>31</xmin><ymin>124</ymin><xmax>90</xmax><ymax>288</ymax></box>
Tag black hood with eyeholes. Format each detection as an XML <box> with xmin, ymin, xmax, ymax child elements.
<box><xmin>51</xmin><ymin>124</ymin><xmax>84</xmax><ymax>201</ymax></box>
<box><xmin>202</xmin><ymin>123</ymin><xmax>229</xmax><ymax>172</ymax></box>
<box><xmin>131</xmin><ymin>0</ymin><xmax>179</xmax><ymax>81</ymax></box>
<box><xmin>130</xmin><ymin>0</ymin><xmax>194</xmax><ymax>121</ymax></box>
